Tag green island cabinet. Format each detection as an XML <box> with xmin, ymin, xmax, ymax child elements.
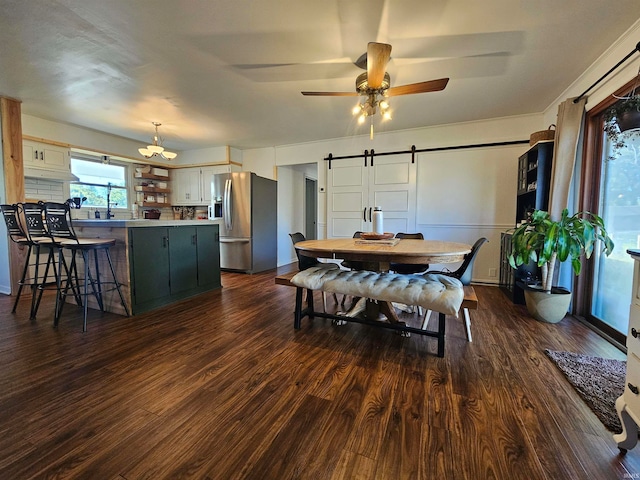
<box><xmin>129</xmin><ymin>224</ymin><xmax>221</xmax><ymax>314</ymax></box>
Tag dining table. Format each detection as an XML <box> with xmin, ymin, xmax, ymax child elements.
<box><xmin>294</xmin><ymin>237</ymin><xmax>472</xmax><ymax>327</ymax></box>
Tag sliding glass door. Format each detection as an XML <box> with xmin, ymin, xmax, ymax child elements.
<box><xmin>590</xmin><ymin>131</ymin><xmax>640</xmax><ymax>334</ymax></box>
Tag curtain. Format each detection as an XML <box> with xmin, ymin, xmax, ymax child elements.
<box><xmin>548</xmin><ymin>97</ymin><xmax>587</xmax><ymax>220</ymax></box>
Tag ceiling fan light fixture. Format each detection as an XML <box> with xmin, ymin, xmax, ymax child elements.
<box><xmin>352</xmin><ymin>104</ymin><xmax>362</xmax><ymax>116</ymax></box>
<box><xmin>383</xmin><ymin>110</ymin><xmax>392</xmax><ymax>120</ymax></box>
<box><xmin>139</xmin><ymin>122</ymin><xmax>177</xmax><ymax>161</ymax></box>
<box><xmin>357</xmin><ymin>114</ymin><xmax>366</xmax><ymax>125</ymax></box>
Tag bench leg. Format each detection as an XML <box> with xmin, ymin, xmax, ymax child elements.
<box><xmin>306</xmin><ymin>288</ymin><xmax>314</xmax><ymax>318</ymax></box>
<box><xmin>437</xmin><ymin>312</ymin><xmax>446</xmax><ymax>357</ymax></box>
<box><xmin>294</xmin><ymin>287</ymin><xmax>303</xmax><ymax>329</ymax></box>
<box><xmin>463</xmin><ymin>308</ymin><xmax>472</xmax><ymax>342</ymax></box>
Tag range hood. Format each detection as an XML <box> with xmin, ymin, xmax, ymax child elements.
<box><xmin>24</xmin><ymin>166</ymin><xmax>79</xmax><ymax>182</ymax></box>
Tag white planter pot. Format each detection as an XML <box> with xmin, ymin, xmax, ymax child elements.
<box><xmin>523</xmin><ymin>286</ymin><xmax>572</xmax><ymax>324</ymax></box>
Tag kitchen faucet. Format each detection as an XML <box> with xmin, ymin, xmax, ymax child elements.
<box><xmin>106</xmin><ymin>182</ymin><xmax>116</xmax><ymax>219</ymax></box>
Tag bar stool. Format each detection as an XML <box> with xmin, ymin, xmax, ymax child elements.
<box><xmin>43</xmin><ymin>201</ymin><xmax>130</xmax><ymax>331</ymax></box>
<box><xmin>1</xmin><ymin>204</ymin><xmax>34</xmax><ymax>314</ymax></box>
<box><xmin>20</xmin><ymin>202</ymin><xmax>74</xmax><ymax>319</ymax></box>
<box><xmin>2</xmin><ymin>203</ymin><xmax>60</xmax><ymax>318</ymax></box>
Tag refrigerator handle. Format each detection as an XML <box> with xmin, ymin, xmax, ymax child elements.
<box><xmin>225</xmin><ymin>178</ymin><xmax>233</xmax><ymax>231</ymax></box>
<box><xmin>223</xmin><ymin>179</ymin><xmax>229</xmax><ymax>230</ymax></box>
<box><xmin>363</xmin><ymin>207</ymin><xmax>366</xmax><ymax>222</ymax></box>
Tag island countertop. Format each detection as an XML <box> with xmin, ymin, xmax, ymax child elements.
<box><xmin>72</xmin><ymin>219</ymin><xmax>221</xmax><ymax>228</ymax></box>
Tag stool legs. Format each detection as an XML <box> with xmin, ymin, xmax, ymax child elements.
<box><xmin>54</xmin><ymin>246</ymin><xmax>129</xmax><ymax>331</ymax></box>
<box><xmin>12</xmin><ymin>243</ymin><xmax>33</xmax><ymax>313</ymax></box>
<box><xmin>105</xmin><ymin>248</ymin><xmax>130</xmax><ymax>317</ymax></box>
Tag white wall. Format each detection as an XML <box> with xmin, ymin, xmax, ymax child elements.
<box><xmin>253</xmin><ymin>114</ymin><xmax>544</xmax><ymax>277</ymax></box>
<box><xmin>543</xmin><ymin>19</ymin><xmax>640</xmax><ymax>121</ymax></box>
<box><xmin>276</xmin><ymin>166</ymin><xmax>303</xmax><ymax>266</ymax></box>
<box><xmin>242</xmin><ymin>147</ymin><xmax>276</xmax><ymax>180</ymax></box>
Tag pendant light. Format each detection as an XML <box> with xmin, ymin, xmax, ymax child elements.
<box><xmin>138</xmin><ymin>122</ymin><xmax>177</xmax><ymax>160</ymax></box>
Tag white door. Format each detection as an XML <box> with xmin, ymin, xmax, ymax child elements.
<box><xmin>326</xmin><ymin>158</ymin><xmax>369</xmax><ymax>238</ymax></box>
<box><xmin>326</xmin><ymin>154</ymin><xmax>416</xmax><ymax>238</ymax></box>
<box><xmin>368</xmin><ymin>154</ymin><xmax>417</xmax><ymax>234</ymax></box>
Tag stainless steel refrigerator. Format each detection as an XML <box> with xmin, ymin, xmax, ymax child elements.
<box><xmin>210</xmin><ymin>172</ymin><xmax>277</xmax><ymax>273</ymax></box>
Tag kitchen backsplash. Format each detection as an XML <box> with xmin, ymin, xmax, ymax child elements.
<box><xmin>24</xmin><ymin>178</ymin><xmax>65</xmax><ymax>203</ymax></box>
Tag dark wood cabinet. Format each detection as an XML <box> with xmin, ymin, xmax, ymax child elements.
<box><xmin>129</xmin><ymin>224</ymin><xmax>221</xmax><ymax>314</ymax></box>
<box><xmin>500</xmin><ymin>140</ymin><xmax>554</xmax><ymax>304</ymax></box>
<box><xmin>515</xmin><ymin>141</ymin><xmax>554</xmax><ymax>225</ymax></box>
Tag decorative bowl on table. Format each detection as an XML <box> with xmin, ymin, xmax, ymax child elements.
<box><xmin>360</xmin><ymin>232</ymin><xmax>394</xmax><ymax>240</ymax></box>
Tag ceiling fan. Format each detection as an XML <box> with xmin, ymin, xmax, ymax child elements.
<box><xmin>301</xmin><ymin>42</ymin><xmax>449</xmax><ymax>133</ymax></box>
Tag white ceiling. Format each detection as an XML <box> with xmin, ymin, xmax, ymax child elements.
<box><xmin>1</xmin><ymin>0</ymin><xmax>640</xmax><ymax>152</ymax></box>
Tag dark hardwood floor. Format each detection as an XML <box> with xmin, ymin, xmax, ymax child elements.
<box><xmin>1</xmin><ymin>264</ymin><xmax>639</xmax><ymax>479</ymax></box>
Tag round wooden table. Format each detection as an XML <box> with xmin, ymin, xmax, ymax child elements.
<box><xmin>294</xmin><ymin>238</ymin><xmax>471</xmax><ymax>272</ymax></box>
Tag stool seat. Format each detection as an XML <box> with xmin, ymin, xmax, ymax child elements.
<box><xmin>59</xmin><ymin>238</ymin><xmax>117</xmax><ymax>249</ymax></box>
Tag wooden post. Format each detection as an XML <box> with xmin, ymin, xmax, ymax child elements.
<box><xmin>1</xmin><ymin>96</ymin><xmax>25</xmax><ymax>295</ymax></box>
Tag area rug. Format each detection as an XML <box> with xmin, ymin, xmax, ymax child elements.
<box><xmin>544</xmin><ymin>349</ymin><xmax>626</xmax><ymax>433</ymax></box>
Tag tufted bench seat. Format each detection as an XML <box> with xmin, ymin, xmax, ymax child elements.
<box><xmin>283</xmin><ymin>266</ymin><xmax>465</xmax><ymax>357</ymax></box>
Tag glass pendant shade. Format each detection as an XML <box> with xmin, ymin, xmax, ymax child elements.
<box><xmin>139</xmin><ymin>122</ymin><xmax>177</xmax><ymax>160</ymax></box>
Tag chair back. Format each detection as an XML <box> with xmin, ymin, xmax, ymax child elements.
<box><xmin>21</xmin><ymin>202</ymin><xmax>51</xmax><ymax>241</ymax></box>
<box><xmin>43</xmin><ymin>201</ymin><xmax>77</xmax><ymax>241</ymax></box>
<box><xmin>395</xmin><ymin>232</ymin><xmax>424</xmax><ymax>240</ymax></box>
<box><xmin>1</xmin><ymin>204</ymin><xmax>27</xmax><ymax>242</ymax></box>
<box><xmin>453</xmin><ymin>237</ymin><xmax>488</xmax><ymax>285</ymax></box>
<box><xmin>289</xmin><ymin>232</ymin><xmax>318</xmax><ymax>271</ymax></box>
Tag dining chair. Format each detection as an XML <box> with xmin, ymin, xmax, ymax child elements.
<box><xmin>43</xmin><ymin>201</ymin><xmax>129</xmax><ymax>331</ymax></box>
<box><xmin>389</xmin><ymin>232</ymin><xmax>429</xmax><ymax>274</ymax></box>
<box><xmin>340</xmin><ymin>231</ymin><xmax>364</xmax><ymax>270</ymax></box>
<box><xmin>289</xmin><ymin>232</ymin><xmax>339</xmax><ymax>311</ymax></box>
<box><xmin>422</xmin><ymin>237</ymin><xmax>488</xmax><ymax>341</ymax></box>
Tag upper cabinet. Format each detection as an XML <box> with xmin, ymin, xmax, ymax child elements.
<box><xmin>172</xmin><ymin>164</ymin><xmax>241</xmax><ymax>206</ymax></box>
<box><xmin>23</xmin><ymin>140</ymin><xmax>70</xmax><ymax>172</ymax></box>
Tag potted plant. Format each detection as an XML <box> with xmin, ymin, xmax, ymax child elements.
<box><xmin>603</xmin><ymin>93</ymin><xmax>640</xmax><ymax>159</ymax></box>
<box><xmin>508</xmin><ymin>209</ymin><xmax>615</xmax><ymax>323</ymax></box>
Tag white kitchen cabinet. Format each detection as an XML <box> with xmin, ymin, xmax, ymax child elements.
<box><xmin>23</xmin><ymin>140</ymin><xmax>70</xmax><ymax>171</ymax></box>
<box><xmin>172</xmin><ymin>165</ymin><xmax>241</xmax><ymax>206</ymax></box>
<box><xmin>326</xmin><ymin>154</ymin><xmax>416</xmax><ymax>237</ymax></box>
<box><xmin>614</xmin><ymin>249</ymin><xmax>640</xmax><ymax>451</ymax></box>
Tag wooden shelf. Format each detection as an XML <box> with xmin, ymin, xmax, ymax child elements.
<box><xmin>134</xmin><ymin>173</ymin><xmax>170</xmax><ymax>181</ymax></box>
<box><xmin>134</xmin><ymin>186</ymin><xmax>171</xmax><ymax>193</ymax></box>
<box><xmin>141</xmin><ymin>202</ymin><xmax>168</xmax><ymax>208</ymax></box>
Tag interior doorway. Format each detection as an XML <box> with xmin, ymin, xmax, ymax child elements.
<box><xmin>305</xmin><ymin>177</ymin><xmax>317</xmax><ymax>240</ymax></box>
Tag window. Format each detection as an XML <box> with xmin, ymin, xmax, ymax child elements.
<box><xmin>70</xmin><ymin>157</ymin><xmax>128</xmax><ymax>209</ymax></box>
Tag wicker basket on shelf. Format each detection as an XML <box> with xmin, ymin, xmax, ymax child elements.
<box><xmin>529</xmin><ymin>124</ymin><xmax>556</xmax><ymax>145</ymax></box>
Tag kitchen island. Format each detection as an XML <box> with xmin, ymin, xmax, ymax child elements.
<box><xmin>71</xmin><ymin>219</ymin><xmax>221</xmax><ymax>315</ymax></box>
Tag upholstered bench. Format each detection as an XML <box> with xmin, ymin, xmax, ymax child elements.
<box><xmin>277</xmin><ymin>266</ymin><xmax>465</xmax><ymax>357</ymax></box>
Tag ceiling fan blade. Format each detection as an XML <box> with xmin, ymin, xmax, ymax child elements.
<box><xmin>367</xmin><ymin>42</ymin><xmax>392</xmax><ymax>89</ymax></box>
<box><xmin>386</xmin><ymin>78</ymin><xmax>449</xmax><ymax>96</ymax></box>
<box><xmin>301</xmin><ymin>91</ymin><xmax>358</xmax><ymax>96</ymax></box>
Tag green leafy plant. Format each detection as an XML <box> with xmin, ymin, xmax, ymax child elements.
<box><xmin>603</xmin><ymin>94</ymin><xmax>640</xmax><ymax>159</ymax></box>
<box><xmin>508</xmin><ymin>209</ymin><xmax>614</xmax><ymax>292</ymax></box>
